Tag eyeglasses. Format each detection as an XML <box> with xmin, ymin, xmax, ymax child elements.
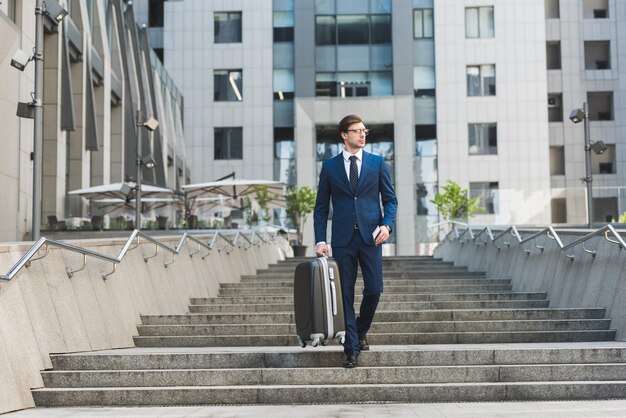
<box><xmin>346</xmin><ymin>129</ymin><xmax>370</xmax><ymax>136</ymax></box>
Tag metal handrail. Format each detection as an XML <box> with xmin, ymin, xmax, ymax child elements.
<box><xmin>431</xmin><ymin>221</ymin><xmax>626</xmax><ymax>261</ymax></box>
<box><xmin>0</xmin><ymin>228</ymin><xmax>270</xmax><ymax>283</ymax></box>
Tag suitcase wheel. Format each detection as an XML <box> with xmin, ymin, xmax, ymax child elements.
<box><xmin>320</xmin><ymin>340</ymin><xmax>329</xmax><ymax>346</ymax></box>
<box><xmin>297</xmin><ymin>336</ymin><xmax>306</xmax><ymax>348</ymax></box>
<box><xmin>338</xmin><ymin>336</ymin><xmax>345</xmax><ymax>344</ymax></box>
<box><xmin>311</xmin><ymin>338</ymin><xmax>320</xmax><ymax>347</ymax></box>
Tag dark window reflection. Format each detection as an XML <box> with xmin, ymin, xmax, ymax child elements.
<box><xmin>214</xmin><ymin>127</ymin><xmax>243</xmax><ymax>160</ymax></box>
<box><xmin>337</xmin><ymin>15</ymin><xmax>369</xmax><ymax>44</ymax></box>
<box><xmin>316</xmin><ymin>16</ymin><xmax>336</xmax><ymax>45</ymax></box>
<box><xmin>214</xmin><ymin>12</ymin><xmax>242</xmax><ymax>43</ymax></box>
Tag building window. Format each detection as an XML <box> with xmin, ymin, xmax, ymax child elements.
<box><xmin>465</xmin><ymin>7</ymin><xmax>494</xmax><ymax>38</ymax></box>
<box><xmin>274</xmin><ymin>11</ymin><xmax>294</xmax><ymax>42</ymax></box>
<box><xmin>214</xmin><ymin>70</ymin><xmax>243</xmax><ymax>101</ymax></box>
<box><xmin>316</xmin><ymin>16</ymin><xmax>336</xmax><ymax>45</ymax></box>
<box><xmin>584</xmin><ymin>41</ymin><xmax>611</xmax><ymax>70</ymax></box>
<box><xmin>2</xmin><ymin>0</ymin><xmax>17</xmax><ymax>22</ymax></box>
<box><xmin>315</xmin><ymin>71</ymin><xmax>392</xmax><ymax>97</ymax></box>
<box><xmin>214</xmin><ymin>12</ymin><xmax>242</xmax><ymax>43</ymax></box>
<box><xmin>148</xmin><ymin>0</ymin><xmax>164</xmax><ymax>27</ymax></box>
<box><xmin>316</xmin><ymin>14</ymin><xmax>392</xmax><ymax>46</ymax></box>
<box><xmin>470</xmin><ymin>182</ymin><xmax>498</xmax><ymax>214</ymax></box>
<box><xmin>414</xmin><ymin>9</ymin><xmax>434</xmax><ymax>39</ymax></box>
<box><xmin>371</xmin><ymin>15</ymin><xmax>392</xmax><ymax>44</ymax></box>
<box><xmin>550</xmin><ymin>146</ymin><xmax>565</xmax><ymax>175</ymax></box>
<box><xmin>545</xmin><ymin>0</ymin><xmax>560</xmax><ymax>19</ymax></box>
<box><xmin>468</xmin><ymin>123</ymin><xmax>497</xmax><ymax>155</ymax></box>
<box><xmin>414</xmin><ymin>66</ymin><xmax>435</xmax><ymax>97</ymax></box>
<box><xmin>548</xmin><ymin>93</ymin><xmax>563</xmax><ymax>122</ymax></box>
<box><xmin>214</xmin><ymin>128</ymin><xmax>243</xmax><ymax>160</ymax></box>
<box><xmin>274</xmin><ymin>128</ymin><xmax>296</xmax><ymax>186</ymax></box>
<box><xmin>583</xmin><ymin>0</ymin><xmax>608</xmax><ymax>19</ymax></box>
<box><xmin>551</xmin><ymin>198</ymin><xmax>567</xmax><ymax>223</ymax></box>
<box><xmin>273</xmin><ymin>69</ymin><xmax>295</xmax><ymax>100</ymax></box>
<box><xmin>546</xmin><ymin>42</ymin><xmax>561</xmax><ymax>70</ymax></box>
<box><xmin>467</xmin><ymin>65</ymin><xmax>496</xmax><ymax>96</ymax></box>
<box><xmin>415</xmin><ymin>124</ymin><xmax>437</xmax><ymax>217</ymax></box>
<box><xmin>587</xmin><ymin>91</ymin><xmax>613</xmax><ymax>120</ymax></box>
<box><xmin>337</xmin><ymin>15</ymin><xmax>369</xmax><ymax>44</ymax></box>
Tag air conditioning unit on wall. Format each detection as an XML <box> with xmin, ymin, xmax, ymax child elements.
<box><xmin>548</xmin><ymin>96</ymin><xmax>561</xmax><ymax>108</ymax></box>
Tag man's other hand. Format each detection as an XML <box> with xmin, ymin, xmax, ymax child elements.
<box><xmin>315</xmin><ymin>243</ymin><xmax>329</xmax><ymax>257</ymax></box>
<box><xmin>374</xmin><ymin>225</ymin><xmax>390</xmax><ymax>246</ymax></box>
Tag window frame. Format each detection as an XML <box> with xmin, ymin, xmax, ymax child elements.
<box><xmin>213</xmin><ymin>69</ymin><xmax>243</xmax><ymax>102</ymax></box>
<box><xmin>465</xmin><ymin>6</ymin><xmax>494</xmax><ymax>39</ymax></box>
<box><xmin>466</xmin><ymin>64</ymin><xmax>496</xmax><ymax>97</ymax></box>
<box><xmin>468</xmin><ymin>123</ymin><xmax>498</xmax><ymax>155</ymax></box>
<box><xmin>214</xmin><ymin>11</ymin><xmax>243</xmax><ymax>44</ymax></box>
<box><xmin>214</xmin><ymin>127</ymin><xmax>243</xmax><ymax>160</ymax></box>
<box><xmin>413</xmin><ymin>8</ymin><xmax>434</xmax><ymax>39</ymax></box>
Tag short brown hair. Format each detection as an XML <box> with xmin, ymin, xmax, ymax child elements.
<box><xmin>338</xmin><ymin>114</ymin><xmax>363</xmax><ymax>134</ymax></box>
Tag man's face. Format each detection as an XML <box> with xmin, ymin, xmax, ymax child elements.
<box><xmin>341</xmin><ymin>122</ymin><xmax>367</xmax><ymax>151</ymax></box>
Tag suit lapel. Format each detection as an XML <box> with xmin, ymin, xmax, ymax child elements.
<box><xmin>333</xmin><ymin>153</ymin><xmax>353</xmax><ymax>194</ymax></box>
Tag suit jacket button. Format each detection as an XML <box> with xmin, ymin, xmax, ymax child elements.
<box><xmin>354</xmin><ymin>197</ymin><xmax>357</xmax><ymax>200</ymax></box>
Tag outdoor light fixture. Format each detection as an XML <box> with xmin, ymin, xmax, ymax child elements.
<box><xmin>569</xmin><ymin>108</ymin><xmax>585</xmax><ymax>124</ymax></box>
<box><xmin>10</xmin><ymin>49</ymin><xmax>32</xmax><ymax>71</ymax></box>
<box><xmin>16</xmin><ymin>102</ymin><xmax>36</xmax><ymax>119</ymax></box>
<box><xmin>44</xmin><ymin>0</ymin><xmax>69</xmax><ymax>23</ymax></box>
<box><xmin>142</xmin><ymin>116</ymin><xmax>159</xmax><ymax>132</ymax></box>
<box><xmin>590</xmin><ymin>140</ymin><xmax>608</xmax><ymax>155</ymax></box>
<box><xmin>141</xmin><ymin>155</ymin><xmax>157</xmax><ymax>170</ymax></box>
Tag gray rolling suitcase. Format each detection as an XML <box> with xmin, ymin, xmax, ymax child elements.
<box><xmin>294</xmin><ymin>257</ymin><xmax>346</xmax><ymax>347</ymax></box>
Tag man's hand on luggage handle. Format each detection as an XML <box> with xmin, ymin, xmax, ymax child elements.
<box><xmin>315</xmin><ymin>243</ymin><xmax>329</xmax><ymax>257</ymax></box>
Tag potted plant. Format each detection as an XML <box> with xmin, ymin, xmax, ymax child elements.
<box><xmin>252</xmin><ymin>184</ymin><xmax>278</xmax><ymax>224</ymax></box>
<box><xmin>430</xmin><ymin>180</ymin><xmax>483</xmax><ymax>222</ymax></box>
<box><xmin>285</xmin><ymin>185</ymin><xmax>317</xmax><ymax>257</ymax></box>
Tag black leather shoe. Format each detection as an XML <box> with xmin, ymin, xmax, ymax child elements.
<box><xmin>359</xmin><ymin>337</ymin><xmax>370</xmax><ymax>351</ymax></box>
<box><xmin>343</xmin><ymin>351</ymin><xmax>359</xmax><ymax>368</ymax></box>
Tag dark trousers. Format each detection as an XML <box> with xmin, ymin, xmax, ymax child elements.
<box><xmin>332</xmin><ymin>229</ymin><xmax>383</xmax><ymax>354</ymax></box>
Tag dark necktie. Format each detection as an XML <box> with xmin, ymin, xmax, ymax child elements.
<box><xmin>349</xmin><ymin>155</ymin><xmax>358</xmax><ymax>193</ymax></box>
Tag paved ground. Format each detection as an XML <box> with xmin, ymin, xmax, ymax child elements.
<box><xmin>6</xmin><ymin>401</ymin><xmax>626</xmax><ymax>417</ymax></box>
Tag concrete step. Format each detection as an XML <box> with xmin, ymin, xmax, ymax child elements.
<box><xmin>141</xmin><ymin>308</ymin><xmax>608</xmax><ymax>325</ymax></box>
<box><xmin>39</xmin><ymin>363</ymin><xmax>626</xmax><ymax>388</ymax></box>
<box><xmin>133</xmin><ymin>330</ymin><xmax>616</xmax><ymax>347</ymax></box>
<box><xmin>258</xmin><ymin>265</ymin><xmax>471</xmax><ymax>273</ymax></box>
<box><xmin>32</xmin><ymin>381</ymin><xmax>626</xmax><ymax>406</ymax></box>
<box><xmin>188</xmin><ymin>300</ymin><xmax>549</xmax><ymax>313</ymax></box>
<box><xmin>246</xmin><ymin>271</ymin><xmax>487</xmax><ymax>279</ymax></box>
<box><xmin>219</xmin><ymin>284</ymin><xmax>513</xmax><ymax>296</ymax></box>
<box><xmin>47</xmin><ymin>346</ymin><xmax>626</xmax><ymax>371</ymax></box>
<box><xmin>225</xmin><ymin>278</ymin><xmax>510</xmax><ymax>288</ymax></box>
<box><xmin>136</xmin><ymin>320</ymin><xmax>611</xmax><ymax>337</ymax></box>
<box><xmin>189</xmin><ymin>292</ymin><xmax>549</xmax><ymax>305</ymax></box>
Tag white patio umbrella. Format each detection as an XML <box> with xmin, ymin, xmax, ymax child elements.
<box><xmin>68</xmin><ymin>182</ymin><xmax>174</xmax><ymax>200</ymax></box>
<box><xmin>181</xmin><ymin>179</ymin><xmax>286</xmax><ymax>209</ymax></box>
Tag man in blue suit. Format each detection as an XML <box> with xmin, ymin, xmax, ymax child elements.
<box><xmin>314</xmin><ymin>114</ymin><xmax>398</xmax><ymax>368</ymax></box>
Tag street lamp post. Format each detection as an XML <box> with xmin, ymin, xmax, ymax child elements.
<box><xmin>569</xmin><ymin>102</ymin><xmax>608</xmax><ymax>228</ymax></box>
<box><xmin>10</xmin><ymin>0</ymin><xmax>67</xmax><ymax>240</ymax></box>
<box><xmin>31</xmin><ymin>0</ymin><xmax>45</xmax><ymax>241</ymax></box>
<box><xmin>135</xmin><ymin>110</ymin><xmax>158</xmax><ymax>230</ymax></box>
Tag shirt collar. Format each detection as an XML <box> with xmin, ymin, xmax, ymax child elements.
<box><xmin>342</xmin><ymin>148</ymin><xmax>363</xmax><ymax>161</ymax></box>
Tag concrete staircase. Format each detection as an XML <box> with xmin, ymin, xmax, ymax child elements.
<box><xmin>32</xmin><ymin>256</ymin><xmax>626</xmax><ymax>406</ymax></box>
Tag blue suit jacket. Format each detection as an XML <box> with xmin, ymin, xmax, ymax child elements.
<box><xmin>314</xmin><ymin>151</ymin><xmax>398</xmax><ymax>247</ymax></box>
